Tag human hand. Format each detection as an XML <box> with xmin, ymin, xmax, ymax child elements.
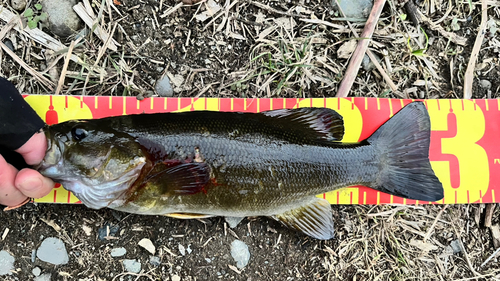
<box><xmin>0</xmin><ymin>132</ymin><xmax>54</xmax><ymax>208</ymax></box>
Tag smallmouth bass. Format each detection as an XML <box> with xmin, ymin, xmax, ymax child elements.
<box><xmin>37</xmin><ymin>101</ymin><xmax>443</xmax><ymax>239</ymax></box>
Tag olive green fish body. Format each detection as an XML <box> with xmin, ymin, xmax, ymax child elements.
<box><xmin>37</xmin><ymin>102</ymin><xmax>444</xmax><ymax>240</ymax></box>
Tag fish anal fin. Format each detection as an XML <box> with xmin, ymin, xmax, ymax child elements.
<box><xmin>262</xmin><ymin>108</ymin><xmax>344</xmax><ymax>141</ymax></box>
<box><xmin>271</xmin><ymin>198</ymin><xmax>334</xmax><ymax>240</ymax></box>
<box><xmin>164</xmin><ymin>213</ymin><xmax>214</xmax><ymax>219</ymax></box>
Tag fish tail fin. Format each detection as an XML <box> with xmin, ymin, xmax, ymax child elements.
<box><xmin>367</xmin><ymin>102</ymin><xmax>444</xmax><ymax>202</ymax></box>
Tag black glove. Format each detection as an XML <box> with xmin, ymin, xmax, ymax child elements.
<box><xmin>0</xmin><ymin>77</ymin><xmax>45</xmax><ymax>150</ymax></box>
<box><xmin>0</xmin><ymin>77</ymin><xmax>45</xmax><ymax>169</ymax></box>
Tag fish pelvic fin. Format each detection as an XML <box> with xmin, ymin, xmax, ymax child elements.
<box><xmin>271</xmin><ymin>197</ymin><xmax>334</xmax><ymax>240</ymax></box>
<box><xmin>164</xmin><ymin>213</ymin><xmax>215</xmax><ymax>219</ymax></box>
<box><xmin>368</xmin><ymin>101</ymin><xmax>444</xmax><ymax>202</ymax></box>
<box><xmin>262</xmin><ymin>108</ymin><xmax>344</xmax><ymax>141</ymax></box>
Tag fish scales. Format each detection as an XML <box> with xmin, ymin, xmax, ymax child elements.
<box><xmin>37</xmin><ymin>102</ymin><xmax>444</xmax><ymax>239</ymax></box>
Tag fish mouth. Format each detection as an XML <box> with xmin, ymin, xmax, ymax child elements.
<box><xmin>35</xmin><ymin>129</ymin><xmax>64</xmax><ymax>177</ymax></box>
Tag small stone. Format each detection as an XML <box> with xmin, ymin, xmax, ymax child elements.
<box><xmin>32</xmin><ymin>267</ymin><xmax>41</xmax><ymax>277</ymax></box>
<box><xmin>361</xmin><ymin>53</ymin><xmax>381</xmax><ymax>72</ymax></box>
<box><xmin>0</xmin><ymin>250</ymin><xmax>15</xmax><ymax>276</ymax></box>
<box><xmin>123</xmin><ymin>259</ymin><xmax>141</xmax><ymax>273</ymax></box>
<box><xmin>205</xmin><ymin>258</ymin><xmax>212</xmax><ymax>263</ymax></box>
<box><xmin>31</xmin><ymin>250</ymin><xmax>36</xmax><ymax>263</ymax></box>
<box><xmin>332</xmin><ymin>0</ymin><xmax>373</xmax><ymax>19</ymax></box>
<box><xmin>110</xmin><ymin>247</ymin><xmax>127</xmax><ymax>258</ymax></box>
<box><xmin>230</xmin><ymin>240</ymin><xmax>250</xmax><ymax>269</ymax></box>
<box><xmin>42</xmin><ymin>0</ymin><xmax>82</xmax><ymax>37</ymax></box>
<box><xmin>10</xmin><ymin>0</ymin><xmax>26</xmax><ymax>11</ymax></box>
<box><xmin>138</xmin><ymin>238</ymin><xmax>156</xmax><ymax>255</ymax></box>
<box><xmin>480</xmin><ymin>80</ymin><xmax>492</xmax><ymax>90</ymax></box>
<box><xmin>2</xmin><ymin>39</ymin><xmax>14</xmax><ymax>52</ymax></box>
<box><xmin>225</xmin><ymin>217</ymin><xmax>244</xmax><ymax>228</ymax></box>
<box><xmin>171</xmin><ymin>274</ymin><xmax>181</xmax><ymax>281</ymax></box>
<box><xmin>186</xmin><ymin>244</ymin><xmax>192</xmax><ymax>254</ymax></box>
<box><xmin>36</xmin><ymin>237</ymin><xmax>69</xmax><ymax>265</ymax></box>
<box><xmin>34</xmin><ymin>273</ymin><xmax>51</xmax><ymax>281</ymax></box>
<box><xmin>449</xmin><ymin>240</ymin><xmax>462</xmax><ymax>254</ymax></box>
<box><xmin>149</xmin><ymin>256</ymin><xmax>161</xmax><ymax>266</ymax></box>
<box><xmin>178</xmin><ymin>244</ymin><xmax>186</xmax><ymax>256</ymax></box>
<box><xmin>155</xmin><ymin>75</ymin><xmax>174</xmax><ymax>97</ymax></box>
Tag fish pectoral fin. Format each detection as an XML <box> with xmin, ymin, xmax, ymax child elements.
<box><xmin>262</xmin><ymin>108</ymin><xmax>344</xmax><ymax>141</ymax></box>
<box><xmin>146</xmin><ymin>162</ymin><xmax>210</xmax><ymax>195</ymax></box>
<box><xmin>271</xmin><ymin>198</ymin><xmax>334</xmax><ymax>240</ymax></box>
<box><xmin>164</xmin><ymin>213</ymin><xmax>215</xmax><ymax>219</ymax></box>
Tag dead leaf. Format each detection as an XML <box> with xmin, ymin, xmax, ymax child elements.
<box><xmin>337</xmin><ymin>40</ymin><xmax>357</xmax><ymax>59</ymax></box>
<box><xmin>410</xmin><ymin>239</ymin><xmax>438</xmax><ymax>252</ymax></box>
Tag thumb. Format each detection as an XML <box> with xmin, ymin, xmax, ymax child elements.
<box><xmin>15</xmin><ymin>132</ymin><xmax>47</xmax><ymax>165</ymax></box>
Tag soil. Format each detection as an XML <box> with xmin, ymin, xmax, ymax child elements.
<box><xmin>1</xmin><ymin>0</ymin><xmax>500</xmax><ymax>280</ymax></box>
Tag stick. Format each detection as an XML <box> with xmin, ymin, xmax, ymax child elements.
<box><xmin>423</xmin><ymin>205</ymin><xmax>448</xmax><ymax>243</ymax></box>
<box><xmin>480</xmin><ymin>247</ymin><xmax>500</xmax><ymax>268</ymax></box>
<box><xmin>55</xmin><ymin>39</ymin><xmax>80</xmax><ymax>95</ymax></box>
<box><xmin>73</xmin><ymin>3</ymin><xmax>119</xmax><ymax>52</ymax></box>
<box><xmin>336</xmin><ymin>0</ymin><xmax>395</xmax><ymax>97</ymax></box>
<box><xmin>463</xmin><ymin>0</ymin><xmax>488</xmax><ymax>99</ymax></box>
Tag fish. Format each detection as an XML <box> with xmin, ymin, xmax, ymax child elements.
<box><xmin>36</xmin><ymin>101</ymin><xmax>444</xmax><ymax>240</ymax></box>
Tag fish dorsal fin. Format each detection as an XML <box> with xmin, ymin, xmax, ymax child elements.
<box><xmin>164</xmin><ymin>213</ymin><xmax>214</xmax><ymax>219</ymax></box>
<box><xmin>262</xmin><ymin>108</ymin><xmax>344</xmax><ymax>141</ymax></box>
<box><xmin>271</xmin><ymin>197</ymin><xmax>334</xmax><ymax>240</ymax></box>
<box><xmin>145</xmin><ymin>162</ymin><xmax>210</xmax><ymax>195</ymax></box>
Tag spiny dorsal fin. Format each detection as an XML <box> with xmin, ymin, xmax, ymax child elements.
<box><xmin>262</xmin><ymin>108</ymin><xmax>344</xmax><ymax>141</ymax></box>
<box><xmin>271</xmin><ymin>197</ymin><xmax>334</xmax><ymax>240</ymax></box>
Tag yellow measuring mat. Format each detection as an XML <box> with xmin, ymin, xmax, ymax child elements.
<box><xmin>24</xmin><ymin>96</ymin><xmax>499</xmax><ymax>205</ymax></box>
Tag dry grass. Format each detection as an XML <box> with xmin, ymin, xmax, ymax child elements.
<box><xmin>1</xmin><ymin>0</ymin><xmax>498</xmax><ymax>98</ymax></box>
<box><xmin>1</xmin><ymin>0</ymin><xmax>500</xmax><ymax>280</ymax></box>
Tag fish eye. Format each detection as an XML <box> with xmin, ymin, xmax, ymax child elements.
<box><xmin>71</xmin><ymin>127</ymin><xmax>88</xmax><ymax>141</ymax></box>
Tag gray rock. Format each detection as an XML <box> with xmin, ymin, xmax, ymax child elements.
<box><xmin>155</xmin><ymin>75</ymin><xmax>174</xmax><ymax>97</ymax></box>
<box><xmin>34</xmin><ymin>273</ymin><xmax>51</xmax><ymax>281</ymax></box>
<box><xmin>11</xmin><ymin>0</ymin><xmax>26</xmax><ymax>11</ymax></box>
<box><xmin>0</xmin><ymin>250</ymin><xmax>15</xmax><ymax>276</ymax></box>
<box><xmin>171</xmin><ymin>275</ymin><xmax>181</xmax><ymax>281</ymax></box>
<box><xmin>225</xmin><ymin>217</ymin><xmax>244</xmax><ymax>228</ymax></box>
<box><xmin>31</xmin><ymin>250</ymin><xmax>36</xmax><ymax>263</ymax></box>
<box><xmin>42</xmin><ymin>0</ymin><xmax>81</xmax><ymax>37</ymax></box>
<box><xmin>230</xmin><ymin>240</ymin><xmax>250</xmax><ymax>269</ymax></box>
<box><xmin>32</xmin><ymin>267</ymin><xmax>41</xmax><ymax>277</ymax></box>
<box><xmin>362</xmin><ymin>53</ymin><xmax>382</xmax><ymax>72</ymax></box>
<box><xmin>2</xmin><ymin>39</ymin><xmax>14</xmax><ymax>52</ymax></box>
<box><xmin>149</xmin><ymin>256</ymin><xmax>161</xmax><ymax>266</ymax></box>
<box><xmin>110</xmin><ymin>247</ymin><xmax>126</xmax><ymax>257</ymax></box>
<box><xmin>332</xmin><ymin>0</ymin><xmax>373</xmax><ymax>19</ymax></box>
<box><xmin>449</xmin><ymin>240</ymin><xmax>462</xmax><ymax>254</ymax></box>
<box><xmin>123</xmin><ymin>259</ymin><xmax>141</xmax><ymax>273</ymax></box>
<box><xmin>36</xmin><ymin>237</ymin><xmax>69</xmax><ymax>265</ymax></box>
<box><xmin>480</xmin><ymin>79</ymin><xmax>492</xmax><ymax>90</ymax></box>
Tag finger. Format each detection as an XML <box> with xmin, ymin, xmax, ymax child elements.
<box><xmin>15</xmin><ymin>132</ymin><xmax>47</xmax><ymax>165</ymax></box>
<box><xmin>15</xmin><ymin>168</ymin><xmax>55</xmax><ymax>199</ymax></box>
<box><xmin>0</xmin><ymin>156</ymin><xmax>28</xmax><ymax>206</ymax></box>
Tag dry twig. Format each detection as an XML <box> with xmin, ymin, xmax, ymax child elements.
<box><xmin>464</xmin><ymin>0</ymin><xmax>488</xmax><ymax>99</ymax></box>
<box><xmin>336</xmin><ymin>0</ymin><xmax>402</xmax><ymax>98</ymax></box>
